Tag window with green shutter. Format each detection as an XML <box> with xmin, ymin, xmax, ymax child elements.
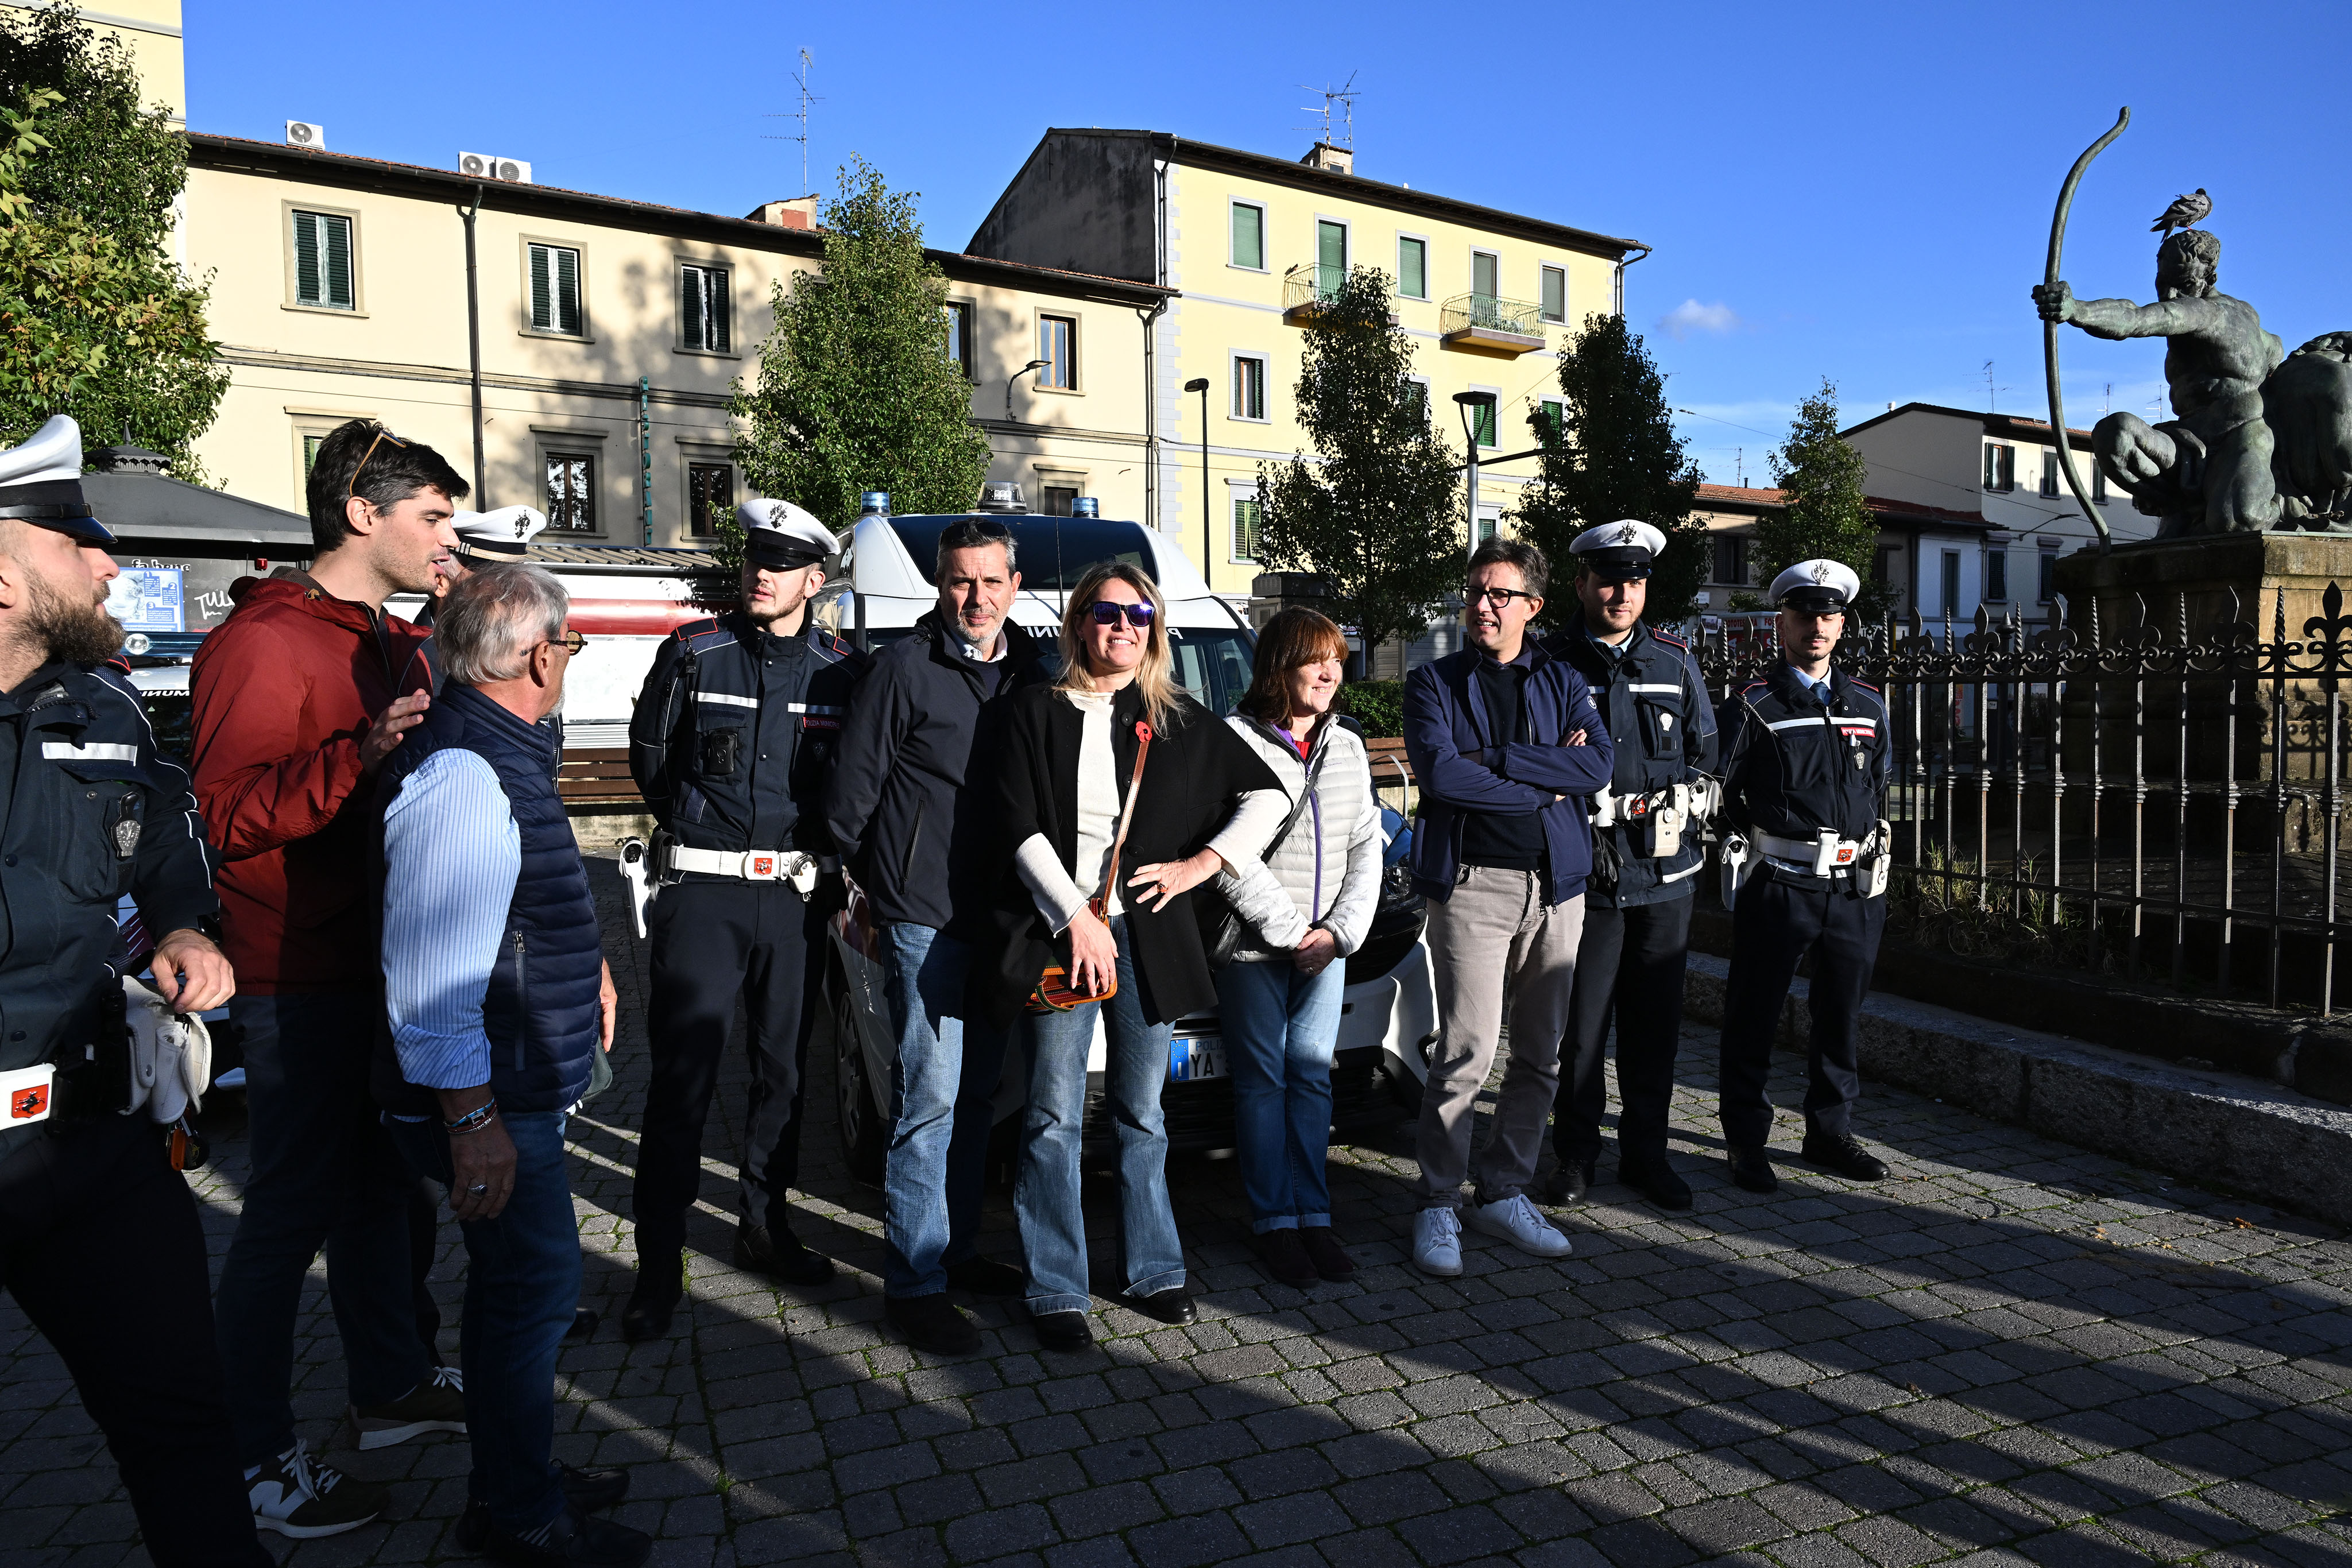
<box><xmin>1231</xmin><ymin>494</ymin><xmax>1262</xmax><ymax>563</ymax></box>
<box><xmin>1316</xmin><ymin>221</ymin><xmax>1348</xmax><ymax>297</ymax></box>
<box><xmin>1230</xmin><ymin>203</ymin><xmax>1264</xmax><ymax>270</ymax></box>
<box><xmin>680</xmin><ymin>263</ymin><xmax>730</xmax><ymax>352</ymax></box>
<box><xmin>1473</xmin><ymin>398</ymin><xmax>1498</xmax><ymax>448</ymax></box>
<box><xmin>1538</xmin><ymin>399</ymin><xmax>1565</xmax><ymax>446</ymax></box>
<box><xmin>291</xmin><ymin>210</ymin><xmax>354</xmax><ymax>310</ymax></box>
<box><xmin>528</xmin><ymin>243</ymin><xmax>582</xmax><ymax>335</ymax></box>
<box><xmin>1398</xmin><ymin>236</ymin><xmax>1428</xmax><ymax>300</ymax></box>
<box><xmin>1541</xmin><ymin>265</ymin><xmax>1566</xmax><ymax>323</ymax></box>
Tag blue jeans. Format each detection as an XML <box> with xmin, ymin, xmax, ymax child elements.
<box><xmin>1214</xmin><ymin>958</ymin><xmax>1344</xmax><ymax>1233</ymax></box>
<box><xmin>1015</xmin><ymin>916</ymin><xmax>1184</xmax><ymax>1316</ymax></box>
<box><xmin>388</xmin><ymin>1112</ymin><xmax>581</xmax><ymax>1536</ymax></box>
<box><xmin>881</xmin><ymin>924</ymin><xmax>1012</xmax><ymax>1298</ymax></box>
<box><xmin>214</xmin><ymin>992</ymin><xmax>434</xmax><ymax>1468</ymax></box>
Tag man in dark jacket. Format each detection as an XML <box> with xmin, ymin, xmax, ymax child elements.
<box><xmin>378</xmin><ymin>565</ymin><xmax>641</xmax><ymax>1567</ymax></box>
<box><xmin>1402</xmin><ymin>539</ymin><xmax>1614</xmax><ymax>1278</ymax></box>
<box><xmin>1542</xmin><ymin>522</ymin><xmax>1716</xmax><ymax>1213</ymax></box>
<box><xmin>827</xmin><ymin>518</ymin><xmax>1047</xmax><ymax>1355</ymax></box>
<box><xmin>621</xmin><ymin>498</ymin><xmax>865</xmax><ymax>1341</ymax></box>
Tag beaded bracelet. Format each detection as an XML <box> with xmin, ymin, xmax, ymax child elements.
<box><xmin>444</xmin><ymin>1101</ymin><xmax>499</xmax><ymax>1136</ymax></box>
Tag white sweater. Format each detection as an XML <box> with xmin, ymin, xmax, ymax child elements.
<box><xmin>1213</xmin><ymin>715</ymin><xmax>1384</xmax><ymax>961</ymax></box>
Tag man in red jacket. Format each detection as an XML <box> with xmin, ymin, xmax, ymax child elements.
<box><xmin>191</xmin><ymin>420</ymin><xmax>466</xmax><ymax>1539</ymax></box>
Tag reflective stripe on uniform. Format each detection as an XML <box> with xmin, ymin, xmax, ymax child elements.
<box><xmin>694</xmin><ymin>691</ymin><xmax>758</xmax><ymax>708</ymax></box>
<box><xmin>1626</xmin><ymin>683</ymin><xmax>1683</xmax><ymax>695</ymax></box>
<box><xmin>42</xmin><ymin>741</ymin><xmax>137</xmax><ymax>762</ymax></box>
<box><xmin>785</xmin><ymin>703</ymin><xmax>844</xmax><ymax>715</ymax></box>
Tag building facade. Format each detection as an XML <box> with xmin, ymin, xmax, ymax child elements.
<box><xmin>183</xmin><ymin>135</ymin><xmax>1168</xmax><ymax>546</ymax></box>
<box><xmin>965</xmin><ymin>130</ymin><xmax>1645</xmax><ymax>601</ymax></box>
<box><xmin>1686</xmin><ymin>483</ymin><xmax>2005</xmax><ymax>626</ymax></box>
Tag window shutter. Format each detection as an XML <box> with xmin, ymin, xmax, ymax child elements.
<box><xmin>679</xmin><ymin>266</ymin><xmax>702</xmax><ymax>350</ymax></box>
<box><xmin>1472</xmin><ymin>251</ymin><xmax>1498</xmax><ymax>301</ymax></box>
<box><xmin>555</xmin><ymin>246</ymin><xmax>579</xmax><ymax>335</ymax></box>
<box><xmin>1541</xmin><ymin>266</ymin><xmax>1565</xmax><ymax>322</ymax></box>
<box><xmin>530</xmin><ymin>245</ymin><xmax>552</xmax><ymax>330</ymax></box>
<box><xmin>1399</xmin><ymin>238</ymin><xmax>1425</xmax><ymax>299</ymax></box>
<box><xmin>293</xmin><ymin>212</ymin><xmax>321</xmax><ymax>305</ymax></box>
<box><xmin>708</xmin><ymin>270</ymin><xmax>729</xmax><ymax>352</ymax></box>
<box><xmin>324</xmin><ymin>215</ymin><xmax>351</xmax><ymax>308</ymax></box>
<box><xmin>1232</xmin><ymin>204</ymin><xmax>1262</xmax><ymax>269</ymax></box>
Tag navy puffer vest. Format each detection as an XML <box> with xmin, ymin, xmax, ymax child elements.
<box><xmin>373</xmin><ymin>683</ymin><xmax>601</xmax><ymax>1115</ymax></box>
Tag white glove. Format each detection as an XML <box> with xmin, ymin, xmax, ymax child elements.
<box><xmin>122</xmin><ymin>975</ymin><xmax>212</xmax><ymax>1124</ymax></box>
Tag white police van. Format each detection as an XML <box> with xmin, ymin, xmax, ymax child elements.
<box><xmin>813</xmin><ymin>488</ymin><xmax>1435</xmax><ymax>1179</ymax></box>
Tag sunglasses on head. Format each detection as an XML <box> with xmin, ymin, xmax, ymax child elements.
<box><xmin>346</xmin><ymin>428</ymin><xmax>407</xmax><ymax>500</ymax></box>
<box><xmin>1085</xmin><ymin>600</ymin><xmax>1156</xmax><ymax>630</ymax></box>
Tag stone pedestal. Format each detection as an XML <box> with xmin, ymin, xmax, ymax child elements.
<box><xmin>2051</xmin><ymin>532</ymin><xmax>2352</xmax><ymax>648</ymax></box>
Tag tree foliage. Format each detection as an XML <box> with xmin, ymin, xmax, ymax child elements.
<box><xmin>1510</xmin><ymin>312</ymin><xmax>1706</xmax><ymax>624</ymax></box>
<box><xmin>734</xmin><ymin>156</ymin><xmax>991</xmax><ymax>530</ymax></box>
<box><xmin>1254</xmin><ymin>266</ymin><xmax>1463</xmax><ymax>663</ymax></box>
<box><xmin>1758</xmin><ymin>379</ymin><xmax>1879</xmax><ymax>614</ymax></box>
<box><xmin>0</xmin><ymin>7</ymin><xmax>226</xmax><ymax>480</ymax></box>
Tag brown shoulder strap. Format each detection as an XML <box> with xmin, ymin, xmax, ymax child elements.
<box><xmin>1091</xmin><ymin>719</ymin><xmax>1154</xmax><ymax>917</ymax></box>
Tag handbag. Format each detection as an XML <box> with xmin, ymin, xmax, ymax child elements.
<box><xmin>1204</xmin><ymin>730</ymin><xmax>1330</xmax><ymax>970</ymax></box>
<box><xmin>1030</xmin><ymin>720</ymin><xmax>1154</xmax><ymax>1013</ymax></box>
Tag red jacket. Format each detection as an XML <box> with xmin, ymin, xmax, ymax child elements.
<box><xmin>189</xmin><ymin>573</ymin><xmax>434</xmax><ymax>993</ymax></box>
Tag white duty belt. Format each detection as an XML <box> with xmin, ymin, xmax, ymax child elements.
<box><xmin>1754</xmin><ymin>828</ymin><xmax>1875</xmax><ymax>878</ymax></box>
<box><xmin>668</xmin><ymin>845</ymin><xmax>826</xmax><ymax>894</ymax></box>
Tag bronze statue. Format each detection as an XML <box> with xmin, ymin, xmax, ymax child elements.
<box><xmin>2034</xmin><ymin>202</ymin><xmax>2352</xmax><ymax>537</ymax></box>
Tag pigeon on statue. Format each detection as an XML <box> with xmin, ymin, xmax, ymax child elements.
<box><xmin>2150</xmin><ymin>188</ymin><xmax>2211</xmax><ymax>236</ymax></box>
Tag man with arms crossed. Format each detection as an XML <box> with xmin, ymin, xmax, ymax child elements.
<box><xmin>1403</xmin><ymin>539</ymin><xmax>1614</xmax><ymax>1276</ymax></box>
<box><xmin>829</xmin><ymin>518</ymin><xmax>1049</xmax><ymax>1353</ymax></box>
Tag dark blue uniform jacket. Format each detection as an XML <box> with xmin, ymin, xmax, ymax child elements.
<box><xmin>1544</xmin><ymin>615</ymin><xmax>1717</xmax><ymax>909</ymax></box>
<box><xmin>1715</xmin><ymin>663</ymin><xmax>1891</xmax><ymax>846</ymax></box>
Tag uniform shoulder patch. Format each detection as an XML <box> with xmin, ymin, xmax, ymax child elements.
<box><xmin>1737</xmin><ymin>679</ymin><xmax>1769</xmax><ymax>694</ymax></box>
<box><xmin>1650</xmin><ymin>629</ymin><xmax>1689</xmax><ymax>649</ymax></box>
<box><xmin>672</xmin><ymin>617</ymin><xmax>722</xmax><ymax>643</ymax></box>
<box><xmin>1847</xmin><ymin>679</ymin><xmax>1882</xmax><ymax>695</ymax></box>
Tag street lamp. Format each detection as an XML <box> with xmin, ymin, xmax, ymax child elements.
<box><xmin>1183</xmin><ymin>377</ymin><xmax>1212</xmax><ymax>589</ymax></box>
<box><xmin>1452</xmin><ymin>390</ymin><xmax>1496</xmax><ymax>558</ymax></box>
<box><xmin>1006</xmin><ymin>357</ymin><xmax>1050</xmax><ymax>421</ymax></box>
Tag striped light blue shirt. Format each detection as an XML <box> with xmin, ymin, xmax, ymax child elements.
<box><xmin>382</xmin><ymin>748</ymin><xmax>522</xmax><ymax>1090</ymax></box>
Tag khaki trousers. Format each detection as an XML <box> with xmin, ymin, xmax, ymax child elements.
<box><xmin>1414</xmin><ymin>867</ymin><xmax>1585</xmax><ymax>1207</ymax></box>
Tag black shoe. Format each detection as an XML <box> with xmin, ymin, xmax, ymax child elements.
<box><xmin>734</xmin><ymin>1224</ymin><xmax>834</xmax><ymax>1286</ymax></box>
<box><xmin>1543</xmin><ymin>1160</ymin><xmax>1595</xmax><ymax>1206</ymax></box>
<box><xmin>619</xmin><ymin>1276</ymin><xmax>680</xmax><ymax>1342</ymax></box>
<box><xmin>1727</xmin><ymin>1145</ymin><xmax>1780</xmax><ymax>1194</ymax></box>
<box><xmin>482</xmin><ymin>1503</ymin><xmax>651</xmax><ymax>1567</ymax></box>
<box><xmin>455</xmin><ymin>1465</ymin><xmax>630</xmax><ymax>1551</ymax></box>
<box><xmin>884</xmin><ymin>1292</ymin><xmax>981</xmax><ymax>1356</ymax></box>
<box><xmin>564</xmin><ymin>1309</ymin><xmax>599</xmax><ymax>1345</ymax></box>
<box><xmin>1800</xmin><ymin>1132</ymin><xmax>1889</xmax><ymax>1182</ymax></box>
<box><xmin>1032</xmin><ymin>1309</ymin><xmax>1093</xmax><ymax>1350</ymax></box>
<box><xmin>946</xmin><ymin>1255</ymin><xmax>1027</xmax><ymax>1297</ymax></box>
<box><xmin>1117</xmin><ymin>1286</ymin><xmax>1197</xmax><ymax>1326</ymax></box>
<box><xmin>1621</xmin><ymin>1159</ymin><xmax>1693</xmax><ymax>1212</ymax></box>
<box><xmin>1252</xmin><ymin>1228</ymin><xmax>1318</xmax><ymax>1288</ymax></box>
<box><xmin>1298</xmin><ymin>1227</ymin><xmax>1356</xmax><ymax>1282</ymax></box>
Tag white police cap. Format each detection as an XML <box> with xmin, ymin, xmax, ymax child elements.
<box><xmin>737</xmin><ymin>497</ymin><xmax>834</xmax><ymax>569</ymax></box>
<box><xmin>0</xmin><ymin>415</ymin><xmax>113</xmax><ymax>546</ymax></box>
<box><xmin>450</xmin><ymin>505</ymin><xmax>547</xmax><ymax>563</ymax></box>
<box><xmin>1569</xmin><ymin>518</ymin><xmax>1666</xmax><ymax>580</ymax></box>
<box><xmin>1769</xmin><ymin>557</ymin><xmax>1862</xmax><ymax>611</ymax></box>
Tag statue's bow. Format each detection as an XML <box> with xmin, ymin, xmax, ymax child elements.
<box><xmin>2044</xmin><ymin>107</ymin><xmax>2131</xmax><ymax>553</ymax></box>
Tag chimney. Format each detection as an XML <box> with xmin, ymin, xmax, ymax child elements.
<box><xmin>746</xmin><ymin>195</ymin><xmax>821</xmax><ymax>230</ymax></box>
<box><xmin>1300</xmin><ymin>142</ymin><xmax>1353</xmax><ymax>176</ymax></box>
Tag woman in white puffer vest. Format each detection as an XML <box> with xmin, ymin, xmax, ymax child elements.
<box><xmin>1210</xmin><ymin>609</ymin><xmax>1385</xmax><ymax>1288</ymax></box>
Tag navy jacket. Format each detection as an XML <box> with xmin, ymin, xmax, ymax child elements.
<box><xmin>0</xmin><ymin>660</ymin><xmax>219</xmax><ymax>1164</ymax></box>
<box><xmin>1544</xmin><ymin>615</ymin><xmax>1717</xmax><ymax>908</ymax></box>
<box><xmin>1715</xmin><ymin>663</ymin><xmax>1891</xmax><ymax>847</ymax></box>
<box><xmin>373</xmin><ymin>685</ymin><xmax>601</xmax><ymax>1116</ymax></box>
<box><xmin>630</xmin><ymin>613</ymin><xmax>866</xmax><ymax>874</ymax></box>
<box><xmin>1402</xmin><ymin>644</ymin><xmax>1615</xmax><ymax>905</ymax></box>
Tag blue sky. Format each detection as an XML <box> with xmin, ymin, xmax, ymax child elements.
<box><xmin>189</xmin><ymin>0</ymin><xmax>2351</xmax><ymax>486</ymax></box>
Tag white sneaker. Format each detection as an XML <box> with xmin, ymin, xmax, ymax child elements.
<box><xmin>246</xmin><ymin>1441</ymin><xmax>389</xmax><ymax>1538</ymax></box>
<box><xmin>1412</xmin><ymin>1207</ymin><xmax>1464</xmax><ymax>1276</ymax></box>
<box><xmin>1467</xmin><ymin>1193</ymin><xmax>1574</xmax><ymax>1258</ymax></box>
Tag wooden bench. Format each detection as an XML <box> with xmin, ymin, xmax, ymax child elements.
<box><xmin>558</xmin><ymin>747</ymin><xmax>640</xmax><ymax>806</ymax></box>
<box><xmin>1363</xmin><ymin>737</ymin><xmax>1415</xmax><ymax>788</ymax></box>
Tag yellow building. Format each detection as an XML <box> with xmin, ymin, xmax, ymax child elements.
<box><xmin>966</xmin><ymin>129</ymin><xmax>1646</xmax><ymax>601</ymax></box>
<box><xmin>25</xmin><ymin>0</ymin><xmax>184</xmax><ymax>123</ymax></box>
<box><xmin>182</xmin><ymin>134</ymin><xmax>1169</xmax><ymax>544</ymax></box>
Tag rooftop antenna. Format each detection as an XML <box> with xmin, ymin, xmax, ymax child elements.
<box><xmin>1735</xmin><ymin>447</ymin><xmax>1744</xmax><ymax>487</ymax></box>
<box><xmin>763</xmin><ymin>49</ymin><xmax>820</xmax><ymax>195</ymax></box>
<box><xmin>1297</xmin><ymin>70</ymin><xmax>1359</xmax><ymax>151</ymax></box>
<box><xmin>1982</xmin><ymin>359</ymin><xmax>2009</xmax><ymax>414</ymax></box>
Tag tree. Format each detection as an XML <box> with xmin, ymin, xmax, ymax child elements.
<box><xmin>1757</xmin><ymin>379</ymin><xmax>1879</xmax><ymax>614</ymax></box>
<box><xmin>1254</xmin><ymin>266</ymin><xmax>1463</xmax><ymax>668</ymax></box>
<box><xmin>1510</xmin><ymin>312</ymin><xmax>1707</xmax><ymax>624</ymax></box>
<box><xmin>733</xmin><ymin>156</ymin><xmax>991</xmax><ymax>530</ymax></box>
<box><xmin>0</xmin><ymin>7</ymin><xmax>226</xmax><ymax>478</ymax></box>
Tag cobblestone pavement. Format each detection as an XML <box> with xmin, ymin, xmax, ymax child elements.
<box><xmin>10</xmin><ymin>860</ymin><xmax>2352</xmax><ymax>1567</ymax></box>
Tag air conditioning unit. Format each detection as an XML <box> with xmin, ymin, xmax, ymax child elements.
<box><xmin>458</xmin><ymin>151</ymin><xmax>532</xmax><ymax>184</ymax></box>
<box><xmin>284</xmin><ymin>120</ymin><xmax>324</xmax><ymax>149</ymax></box>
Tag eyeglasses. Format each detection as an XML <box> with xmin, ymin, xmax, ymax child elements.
<box><xmin>543</xmin><ymin>630</ymin><xmax>588</xmax><ymax>655</ymax></box>
<box><xmin>1085</xmin><ymin>600</ymin><xmax>1156</xmax><ymax>630</ymax></box>
<box><xmin>1471</xmin><ymin>586</ymin><xmax>1540</xmax><ymax>608</ymax></box>
<box><xmin>346</xmin><ymin>428</ymin><xmax>407</xmax><ymax>500</ymax></box>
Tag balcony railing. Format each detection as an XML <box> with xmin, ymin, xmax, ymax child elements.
<box><xmin>1282</xmin><ymin>264</ymin><xmax>1398</xmax><ymax>324</ymax></box>
<box><xmin>1439</xmin><ymin>292</ymin><xmax>1545</xmax><ymax>352</ymax></box>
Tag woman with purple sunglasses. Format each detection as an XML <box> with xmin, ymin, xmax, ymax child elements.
<box><xmin>973</xmin><ymin>562</ymin><xmax>1285</xmax><ymax>1350</ymax></box>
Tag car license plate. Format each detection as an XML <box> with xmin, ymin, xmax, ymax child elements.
<box><xmin>1167</xmin><ymin>1039</ymin><xmax>1228</xmax><ymax>1082</ymax></box>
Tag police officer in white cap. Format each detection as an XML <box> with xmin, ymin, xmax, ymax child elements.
<box><xmin>1713</xmin><ymin>556</ymin><xmax>1893</xmax><ymax>1194</ymax></box>
<box><xmin>1539</xmin><ymin>520</ymin><xmax>1714</xmax><ymax>1211</ymax></box>
<box><xmin>620</xmin><ymin>496</ymin><xmax>865</xmax><ymax>1338</ymax></box>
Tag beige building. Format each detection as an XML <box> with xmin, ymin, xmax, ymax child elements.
<box><xmin>181</xmin><ymin>134</ymin><xmax>1169</xmax><ymax>551</ymax></box>
<box><xmin>966</xmin><ymin>129</ymin><xmax>1645</xmax><ymax>601</ymax></box>
<box><xmin>1686</xmin><ymin>482</ymin><xmax>2001</xmax><ymax>625</ymax></box>
<box><xmin>19</xmin><ymin>0</ymin><xmax>185</xmax><ymax>123</ymax></box>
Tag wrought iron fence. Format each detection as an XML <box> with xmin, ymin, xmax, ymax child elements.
<box><xmin>1691</xmin><ymin>584</ymin><xmax>2352</xmax><ymax>1015</ymax></box>
<box><xmin>1438</xmin><ymin>292</ymin><xmax>1544</xmax><ymax>339</ymax></box>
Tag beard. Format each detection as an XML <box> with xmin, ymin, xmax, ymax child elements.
<box><xmin>24</xmin><ymin>567</ymin><xmax>125</xmax><ymax>665</ymax></box>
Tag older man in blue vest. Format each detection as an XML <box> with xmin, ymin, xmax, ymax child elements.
<box><xmin>374</xmin><ymin>564</ymin><xmax>645</xmax><ymax>1567</ymax></box>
